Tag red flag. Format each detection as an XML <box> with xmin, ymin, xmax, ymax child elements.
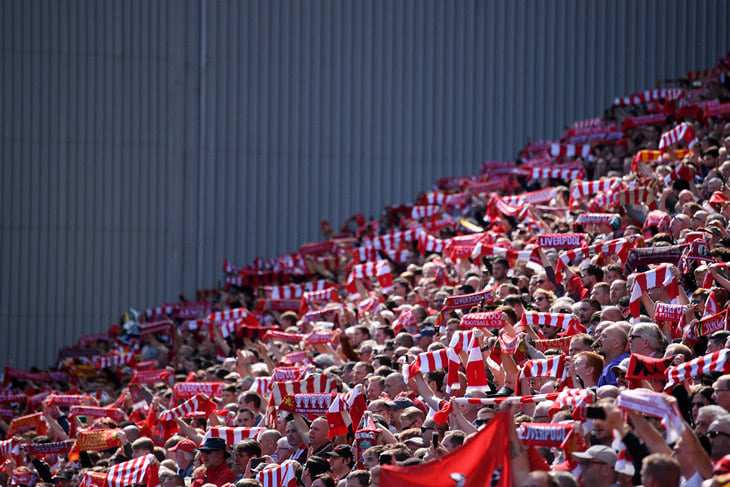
<box><xmin>380</xmin><ymin>411</ymin><xmax>513</xmax><ymax>487</ymax></box>
<box><xmin>625</xmin><ymin>354</ymin><xmax>675</xmax><ymax>381</ymax></box>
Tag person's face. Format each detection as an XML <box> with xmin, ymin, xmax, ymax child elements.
<box><xmin>312</xmin><ymin>479</ymin><xmax>329</xmax><ymax>487</ymax></box>
<box><xmin>579</xmin><ymin>459</ymin><xmax>612</xmax><ymax>485</ymax></box>
<box><xmin>569</xmin><ymin>339</ymin><xmax>591</xmax><ymax>356</ymax></box>
<box><xmin>373</xmin><ymin>328</ymin><xmax>386</xmax><ymax>345</ymax></box>
<box><xmin>690</xmin><ymin>395</ymin><xmax>710</xmax><ymax>422</ymax></box>
<box><xmin>695</xmin><ymin>409</ymin><xmax>714</xmax><ymax>433</ymax></box>
<box><xmin>353</xmin><ymin>328</ymin><xmax>367</xmax><ymax>346</ymax></box>
<box><xmin>287</xmin><ymin>422</ymin><xmax>303</xmax><ymax>448</ymax></box>
<box><xmin>383</xmin><ymin>377</ymin><xmax>403</xmax><ymax>398</ymax></box>
<box><xmin>234</xmin><ymin>449</ymin><xmax>251</xmax><ymax>474</ymax></box>
<box><xmin>328</xmin><ymin>455</ymin><xmax>346</xmax><ymax>475</ymax></box>
<box><xmin>309</xmin><ymin>419</ymin><xmax>328</xmax><ymax>446</ymax></box>
<box><xmin>574</xmin><ymin>355</ymin><xmax>592</xmax><ymax>381</ymax></box>
<box><xmin>276</xmin><ymin>444</ymin><xmax>292</xmax><ymax>462</ymax></box>
<box><xmin>492</xmin><ymin>263</ymin><xmax>507</xmax><ymax>280</ymax></box>
<box><xmin>712</xmin><ymin>380</ymin><xmax>730</xmax><ymax>410</ymax></box>
<box><xmin>610</xmin><ymin>281</ymin><xmax>627</xmax><ymax>304</ymax></box>
<box><xmin>201</xmin><ymin>450</ymin><xmax>225</xmax><ymax>469</ymax></box>
<box><xmin>629</xmin><ymin>332</ymin><xmax>651</xmax><ymax>356</ymax></box>
<box><xmin>576</xmin><ymin>302</ymin><xmax>594</xmax><ymax>324</ymax></box>
<box><xmin>350</xmin><ymin>365</ymin><xmax>367</xmax><ymax>385</ymax></box>
<box><xmin>363</xmin><ymin>453</ymin><xmax>379</xmax><ymax>470</ymax></box>
<box><xmin>708</xmin><ymin>419</ymin><xmax>730</xmax><ymax>460</ymax></box>
<box><xmin>221</xmin><ymin>390</ymin><xmax>236</xmax><ymax>405</ymax></box>
<box><xmin>366</xmin><ymin>380</ymin><xmax>383</xmax><ymax>401</ymax></box>
<box><xmin>176</xmin><ymin>450</ymin><xmax>192</xmax><ymax>469</ymax></box>
<box><xmin>236</xmin><ymin>411</ymin><xmax>255</xmax><ymax>427</ymax></box>
<box><xmin>540</xmin><ymin>324</ymin><xmax>560</xmax><ymax>339</ymax></box>
<box><xmin>605</xmin><ymin>270</ymin><xmax>621</xmax><ymax>286</ymax></box>
<box><xmin>420</xmin><ymin>420</ymin><xmax>447</xmax><ymax>443</ymax></box>
<box><xmin>534</xmin><ymin>294</ymin><xmax>550</xmax><ymax>312</ymax></box>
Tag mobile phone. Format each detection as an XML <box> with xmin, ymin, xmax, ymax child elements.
<box><xmin>432</xmin><ymin>432</ymin><xmax>439</xmax><ymax>448</ymax></box>
<box><xmin>250</xmin><ymin>457</ymin><xmax>266</xmax><ymax>470</ymax></box>
<box><xmin>379</xmin><ymin>453</ymin><xmax>392</xmax><ymax>465</ymax></box>
<box><xmin>585</xmin><ymin>405</ymin><xmax>606</xmax><ymax>420</ymax></box>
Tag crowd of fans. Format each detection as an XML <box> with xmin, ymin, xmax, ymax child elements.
<box><xmin>3</xmin><ymin>55</ymin><xmax>730</xmax><ymax>487</ymax></box>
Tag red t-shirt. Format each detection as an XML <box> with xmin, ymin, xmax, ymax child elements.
<box><xmin>191</xmin><ymin>461</ymin><xmax>236</xmax><ymax>487</ymax></box>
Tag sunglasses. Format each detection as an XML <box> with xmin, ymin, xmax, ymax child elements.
<box><xmin>474</xmin><ymin>419</ymin><xmax>490</xmax><ymax>427</ymax></box>
<box><xmin>708</xmin><ymin>430</ymin><xmax>730</xmax><ymax>439</ymax></box>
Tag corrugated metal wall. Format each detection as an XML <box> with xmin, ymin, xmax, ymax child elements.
<box><xmin>2</xmin><ymin>0</ymin><xmax>729</xmax><ymax>370</ymax></box>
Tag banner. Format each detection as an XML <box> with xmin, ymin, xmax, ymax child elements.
<box><xmin>380</xmin><ymin>411</ymin><xmax>513</xmax><ymax>487</ymax></box>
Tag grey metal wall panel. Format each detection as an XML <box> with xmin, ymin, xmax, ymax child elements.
<box><xmin>2</xmin><ymin>0</ymin><xmax>730</xmax><ymax>370</ymax></box>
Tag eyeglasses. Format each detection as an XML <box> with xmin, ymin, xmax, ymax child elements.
<box><xmin>421</xmin><ymin>426</ymin><xmax>448</xmax><ymax>433</ymax></box>
<box><xmin>708</xmin><ymin>430</ymin><xmax>730</xmax><ymax>439</ymax></box>
<box><xmin>692</xmin><ymin>401</ymin><xmax>707</xmax><ymax>408</ymax></box>
<box><xmin>474</xmin><ymin>419</ymin><xmax>489</xmax><ymax>427</ymax></box>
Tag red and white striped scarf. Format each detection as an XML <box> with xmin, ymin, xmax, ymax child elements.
<box><xmin>613</xmin><ymin>88</ymin><xmax>684</xmax><ymax>106</ymax></box>
<box><xmin>78</xmin><ymin>471</ymin><xmax>107</xmax><ymax>487</ymax></box>
<box><xmin>256</xmin><ymin>460</ymin><xmax>298</xmax><ymax>487</ymax></box>
<box><xmin>549</xmin><ymin>143</ymin><xmax>591</xmax><ymax>158</ymax></box>
<box><xmin>519</xmin><ymin>354</ymin><xmax>567</xmax><ymax>381</ymax></box>
<box><xmin>326</xmin><ymin>384</ymin><xmax>367</xmax><ymax>438</ymax></box>
<box><xmin>571</xmin><ymin>117</ymin><xmax>604</xmax><ymax>129</ymax></box>
<box><xmin>268</xmin><ymin>375</ymin><xmax>339</xmax><ymax>407</ymax></box>
<box><xmin>529</xmin><ymin>167</ymin><xmax>586</xmax><ymax>181</ymax></box>
<box><xmin>662</xmin><ymin>162</ymin><xmax>693</xmax><ymax>184</ymax></box>
<box><xmin>0</xmin><ymin>438</ymin><xmax>19</xmax><ymax>458</ymax></box>
<box><xmin>517</xmin><ymin>423</ymin><xmax>574</xmax><ymax>448</ymax></box>
<box><xmin>145</xmin><ymin>305</ymin><xmax>174</xmax><ymax>318</ymax></box>
<box><xmin>449</xmin><ymin>330</ymin><xmax>474</xmax><ymax>354</ymax></box>
<box><xmin>106</xmin><ymin>454</ymin><xmax>158</xmax><ymax>487</ymax></box>
<box><xmin>519</xmin><ymin>312</ymin><xmax>580</xmax><ymax>332</ymax></box>
<box><xmin>422</xmin><ymin>192</ymin><xmax>467</xmax><ymax>208</ymax></box>
<box><xmin>261</xmin><ymin>330</ymin><xmax>305</xmax><ymax>343</ymax></box>
<box><xmin>249</xmin><ymin>377</ymin><xmax>273</xmax><ymax>395</ymax></box>
<box><xmin>159</xmin><ymin>394</ymin><xmax>217</xmax><ymax>422</ymax></box>
<box><xmin>281</xmin><ymin>351</ymin><xmax>311</xmax><ymax>366</ymax></box>
<box><xmin>303</xmin><ymin>330</ymin><xmax>337</xmax><ymax>345</ymax></box>
<box><xmin>69</xmin><ymin>405</ymin><xmax>126</xmax><ymax>423</ymax></box>
<box><xmin>570</xmin><ymin>179</ymin><xmax>623</xmax><ymax>208</ymax></box>
<box><xmin>266</xmin><ymin>280</ymin><xmax>332</xmax><ymax>300</ymax></box>
<box><xmin>629</xmin><ymin>264</ymin><xmax>679</xmax><ymax>319</ymax></box>
<box><xmin>405</xmin><ymin>348</ymin><xmax>459</xmax><ymax>382</ymax></box>
<box><xmin>659</xmin><ymin>122</ymin><xmax>697</xmax><ymax>151</ymax></box>
<box><xmin>665</xmin><ymin>349</ymin><xmax>729</xmax><ymax>389</ymax></box>
<box><xmin>555</xmin><ymin>237</ymin><xmax>635</xmax><ymax>283</ymax></box>
<box><xmin>202</xmin><ymin>427</ymin><xmax>265</xmax><ymax>445</ymax></box>
<box><xmin>615</xmin><ymin>389</ymin><xmax>685</xmax><ymax>443</ymax></box>
<box><xmin>207</xmin><ymin>308</ymin><xmax>254</xmax><ymax>323</ymax></box>
<box><xmin>453</xmin><ymin>392</ymin><xmax>559</xmax><ymax>406</ymax></box>
<box><xmin>346</xmin><ymin>260</ymin><xmax>393</xmax><ymax>295</ymax></box>
<box><xmin>498</xmin><ymin>334</ymin><xmax>523</xmax><ymax>355</ymax></box>
<box><xmin>44</xmin><ymin>394</ymin><xmax>97</xmax><ymax>408</ymax></box>
<box><xmin>90</xmin><ymin>352</ymin><xmax>136</xmax><ymax>369</ymax></box>
<box><xmin>705</xmin><ymin>101</ymin><xmax>730</xmax><ymax>118</ymax></box>
<box><xmin>416</xmin><ymin>230</ymin><xmax>445</xmax><ymax>254</ymax></box>
<box><xmin>411</xmin><ymin>205</ymin><xmax>442</xmax><ymax>220</ymax></box>
<box><xmin>503</xmin><ymin>187</ymin><xmax>557</xmax><ymax>206</ymax></box>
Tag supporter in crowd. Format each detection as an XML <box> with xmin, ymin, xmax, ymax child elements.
<box><xmin>4</xmin><ymin>53</ymin><xmax>730</xmax><ymax>487</ymax></box>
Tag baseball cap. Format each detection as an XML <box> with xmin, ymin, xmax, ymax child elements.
<box><xmin>572</xmin><ymin>445</ymin><xmax>617</xmax><ymax>467</ymax></box>
<box><xmin>611</xmin><ymin>357</ymin><xmax>630</xmax><ymax>375</ymax></box>
<box><xmin>169</xmin><ymin>439</ymin><xmax>197</xmax><ymax>454</ymax></box>
<box><xmin>385</xmin><ymin>397</ymin><xmax>415</xmax><ymax>409</ymax></box>
<box><xmin>326</xmin><ymin>444</ymin><xmax>353</xmax><ymax>459</ymax></box>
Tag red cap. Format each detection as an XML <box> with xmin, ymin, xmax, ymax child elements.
<box><xmin>168</xmin><ymin>439</ymin><xmax>197</xmax><ymax>454</ymax></box>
